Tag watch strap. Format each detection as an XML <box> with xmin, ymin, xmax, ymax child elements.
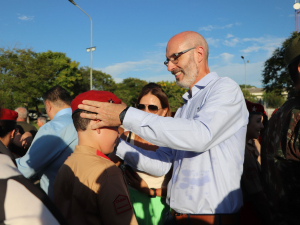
<box><xmin>119</xmin><ymin>106</ymin><xmax>130</xmax><ymax>125</ymax></box>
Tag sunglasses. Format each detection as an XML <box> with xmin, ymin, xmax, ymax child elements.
<box><xmin>136</xmin><ymin>104</ymin><xmax>161</xmax><ymax>112</ymax></box>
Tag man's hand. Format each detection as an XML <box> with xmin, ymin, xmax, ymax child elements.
<box><xmin>78</xmin><ymin>100</ymin><xmax>127</xmax><ymax>129</ymax></box>
<box><xmin>20</xmin><ymin>132</ymin><xmax>33</xmax><ymax>150</ymax></box>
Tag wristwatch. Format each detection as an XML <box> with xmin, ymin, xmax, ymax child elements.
<box><xmin>149</xmin><ymin>188</ymin><xmax>157</xmax><ymax>198</ymax></box>
<box><xmin>119</xmin><ymin>106</ymin><xmax>130</xmax><ymax>124</ymax></box>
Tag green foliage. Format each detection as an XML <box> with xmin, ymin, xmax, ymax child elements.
<box><xmin>263</xmin><ymin>91</ymin><xmax>285</xmax><ymax>108</ymax></box>
<box><xmin>239</xmin><ymin>84</ymin><xmax>256</xmax><ymax>89</ymax></box>
<box><xmin>114</xmin><ymin>78</ymin><xmax>147</xmax><ymax>106</ymax></box>
<box><xmin>262</xmin><ymin>32</ymin><xmax>300</xmax><ymax>95</ymax></box>
<box><xmin>241</xmin><ymin>89</ymin><xmax>258</xmax><ymax>103</ymax></box>
<box><xmin>157</xmin><ymin>81</ymin><xmax>187</xmax><ymax>112</ymax></box>
<box><xmin>72</xmin><ymin>66</ymin><xmax>117</xmax><ymax>95</ymax></box>
<box><xmin>0</xmin><ymin>48</ymin><xmax>82</xmax><ymax>109</ymax></box>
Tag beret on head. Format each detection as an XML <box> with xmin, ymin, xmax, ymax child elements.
<box><xmin>0</xmin><ymin>108</ymin><xmax>18</xmax><ymax>121</ymax></box>
<box><xmin>71</xmin><ymin>90</ymin><xmax>122</xmax><ymax>114</ymax></box>
<box><xmin>284</xmin><ymin>35</ymin><xmax>300</xmax><ymax>66</ymax></box>
<box><xmin>245</xmin><ymin>100</ymin><xmax>264</xmax><ymax>115</ymax></box>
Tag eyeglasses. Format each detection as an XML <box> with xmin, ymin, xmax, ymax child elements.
<box><xmin>136</xmin><ymin>104</ymin><xmax>161</xmax><ymax>112</ymax></box>
<box><xmin>164</xmin><ymin>47</ymin><xmax>196</xmax><ymax>66</ymax></box>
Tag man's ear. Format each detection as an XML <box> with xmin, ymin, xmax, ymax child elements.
<box><xmin>45</xmin><ymin>101</ymin><xmax>52</xmax><ymax>113</ymax></box>
<box><xmin>195</xmin><ymin>46</ymin><xmax>205</xmax><ymax>63</ymax></box>
<box><xmin>10</xmin><ymin>129</ymin><xmax>16</xmax><ymax>139</ymax></box>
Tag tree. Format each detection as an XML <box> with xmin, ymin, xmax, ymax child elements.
<box><xmin>263</xmin><ymin>91</ymin><xmax>285</xmax><ymax>108</ymax></box>
<box><xmin>241</xmin><ymin>89</ymin><xmax>257</xmax><ymax>103</ymax></box>
<box><xmin>0</xmin><ymin>48</ymin><xmax>82</xmax><ymax>109</ymax></box>
<box><xmin>73</xmin><ymin>66</ymin><xmax>116</xmax><ymax>95</ymax></box>
<box><xmin>114</xmin><ymin>78</ymin><xmax>147</xmax><ymax>106</ymax></box>
<box><xmin>157</xmin><ymin>81</ymin><xmax>186</xmax><ymax>112</ymax></box>
<box><xmin>262</xmin><ymin>32</ymin><xmax>300</xmax><ymax>95</ymax></box>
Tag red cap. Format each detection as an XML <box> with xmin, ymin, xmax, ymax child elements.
<box><xmin>0</xmin><ymin>108</ymin><xmax>18</xmax><ymax>121</ymax></box>
<box><xmin>245</xmin><ymin>100</ymin><xmax>264</xmax><ymax>114</ymax></box>
<box><xmin>71</xmin><ymin>90</ymin><xmax>122</xmax><ymax>114</ymax></box>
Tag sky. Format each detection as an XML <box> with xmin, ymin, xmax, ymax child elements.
<box><xmin>1</xmin><ymin>0</ymin><xmax>298</xmax><ymax>88</ymax></box>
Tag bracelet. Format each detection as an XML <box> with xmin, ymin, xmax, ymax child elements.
<box><xmin>119</xmin><ymin>106</ymin><xmax>130</xmax><ymax>125</ymax></box>
<box><xmin>149</xmin><ymin>188</ymin><xmax>156</xmax><ymax>198</ymax></box>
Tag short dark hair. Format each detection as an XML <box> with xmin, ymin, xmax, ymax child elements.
<box><xmin>42</xmin><ymin>86</ymin><xmax>72</xmax><ymax>106</ymax></box>
<box><xmin>136</xmin><ymin>83</ymin><xmax>171</xmax><ymax>117</ymax></box>
<box><xmin>288</xmin><ymin>55</ymin><xmax>300</xmax><ymax>84</ymax></box>
<box><xmin>0</xmin><ymin>121</ymin><xmax>16</xmax><ymax>138</ymax></box>
<box><xmin>72</xmin><ymin>111</ymin><xmax>95</xmax><ymax>132</ymax></box>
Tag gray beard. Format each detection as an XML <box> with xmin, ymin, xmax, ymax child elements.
<box><xmin>176</xmin><ymin>60</ymin><xmax>198</xmax><ymax>89</ymax></box>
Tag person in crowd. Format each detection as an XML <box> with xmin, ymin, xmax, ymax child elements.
<box><xmin>240</xmin><ymin>100</ymin><xmax>272</xmax><ymax>224</ymax></box>
<box><xmin>261</xmin><ymin>35</ymin><xmax>300</xmax><ymax>225</ymax></box>
<box><xmin>37</xmin><ymin>116</ymin><xmax>47</xmax><ymax>128</ymax></box>
<box><xmin>110</xmin><ymin>83</ymin><xmax>172</xmax><ymax>225</ymax></box>
<box><xmin>54</xmin><ymin>90</ymin><xmax>137</xmax><ymax>225</ymax></box>
<box><xmin>78</xmin><ymin>31</ymin><xmax>248</xmax><ymax>224</ymax></box>
<box><xmin>15</xmin><ymin>107</ymin><xmax>37</xmax><ymax>137</ymax></box>
<box><xmin>0</xmin><ymin>154</ymin><xmax>67</xmax><ymax>225</ymax></box>
<box><xmin>0</xmin><ymin>108</ymin><xmax>18</xmax><ymax>165</ymax></box>
<box><xmin>16</xmin><ymin>86</ymin><xmax>78</xmax><ymax>200</ymax></box>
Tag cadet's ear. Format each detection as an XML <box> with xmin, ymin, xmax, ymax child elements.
<box><xmin>298</xmin><ymin>62</ymin><xmax>300</xmax><ymax>74</ymax></box>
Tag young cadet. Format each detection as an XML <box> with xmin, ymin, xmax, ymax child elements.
<box><xmin>53</xmin><ymin>90</ymin><xmax>138</xmax><ymax>225</ymax></box>
<box><xmin>0</xmin><ymin>108</ymin><xmax>18</xmax><ymax>165</ymax></box>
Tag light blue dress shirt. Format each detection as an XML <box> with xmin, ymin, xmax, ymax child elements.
<box><xmin>17</xmin><ymin>108</ymin><xmax>78</xmax><ymax>200</ymax></box>
<box><xmin>116</xmin><ymin>72</ymin><xmax>249</xmax><ymax>214</ymax></box>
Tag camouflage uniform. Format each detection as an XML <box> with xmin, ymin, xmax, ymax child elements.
<box><xmin>261</xmin><ymin>90</ymin><xmax>300</xmax><ymax>225</ymax></box>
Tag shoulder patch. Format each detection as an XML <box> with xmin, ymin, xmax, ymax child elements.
<box><xmin>113</xmin><ymin>195</ymin><xmax>132</xmax><ymax>214</ymax></box>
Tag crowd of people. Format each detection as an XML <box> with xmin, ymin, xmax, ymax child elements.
<box><xmin>0</xmin><ymin>31</ymin><xmax>300</xmax><ymax>225</ymax></box>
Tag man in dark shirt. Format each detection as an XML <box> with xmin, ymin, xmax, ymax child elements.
<box><xmin>0</xmin><ymin>108</ymin><xmax>18</xmax><ymax>165</ymax></box>
<box><xmin>261</xmin><ymin>36</ymin><xmax>300</xmax><ymax>225</ymax></box>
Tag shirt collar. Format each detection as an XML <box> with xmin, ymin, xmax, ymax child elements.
<box><xmin>74</xmin><ymin>145</ymin><xmax>111</xmax><ymax>161</ymax></box>
<box><xmin>182</xmin><ymin>72</ymin><xmax>219</xmax><ymax>101</ymax></box>
<box><xmin>53</xmin><ymin>108</ymin><xmax>72</xmax><ymax>120</ymax></box>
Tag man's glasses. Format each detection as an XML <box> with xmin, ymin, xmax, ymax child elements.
<box><xmin>164</xmin><ymin>47</ymin><xmax>196</xmax><ymax>66</ymax></box>
<box><xmin>136</xmin><ymin>104</ymin><xmax>161</xmax><ymax>113</ymax></box>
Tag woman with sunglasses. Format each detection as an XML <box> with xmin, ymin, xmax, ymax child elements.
<box><xmin>110</xmin><ymin>83</ymin><xmax>172</xmax><ymax>225</ymax></box>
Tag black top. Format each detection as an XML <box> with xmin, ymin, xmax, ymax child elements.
<box><xmin>0</xmin><ymin>141</ymin><xmax>16</xmax><ymax>166</ymax></box>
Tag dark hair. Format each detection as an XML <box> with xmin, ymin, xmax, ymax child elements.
<box><xmin>72</xmin><ymin>111</ymin><xmax>96</xmax><ymax>132</ymax></box>
<box><xmin>42</xmin><ymin>86</ymin><xmax>72</xmax><ymax>106</ymax></box>
<box><xmin>0</xmin><ymin>121</ymin><xmax>16</xmax><ymax>138</ymax></box>
<box><xmin>288</xmin><ymin>55</ymin><xmax>300</xmax><ymax>84</ymax></box>
<box><xmin>136</xmin><ymin>83</ymin><xmax>171</xmax><ymax>117</ymax></box>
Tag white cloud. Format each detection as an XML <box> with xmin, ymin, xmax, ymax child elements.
<box><xmin>289</xmin><ymin>14</ymin><xmax>295</xmax><ymax>17</ymax></box>
<box><xmin>199</xmin><ymin>23</ymin><xmax>234</xmax><ymax>31</ymax></box>
<box><xmin>156</xmin><ymin>42</ymin><xmax>167</xmax><ymax>47</ymax></box>
<box><xmin>241</xmin><ymin>36</ymin><xmax>285</xmax><ymax>56</ymax></box>
<box><xmin>226</xmin><ymin>34</ymin><xmax>234</xmax><ymax>38</ymax></box>
<box><xmin>210</xmin><ymin>61</ymin><xmax>264</xmax><ymax>87</ymax></box>
<box><xmin>18</xmin><ymin>15</ymin><xmax>34</xmax><ymax>21</ymax></box>
<box><xmin>100</xmin><ymin>60</ymin><xmax>159</xmax><ymax>76</ymax></box>
<box><xmin>206</xmin><ymin>37</ymin><xmax>220</xmax><ymax>47</ymax></box>
<box><xmin>223</xmin><ymin>38</ymin><xmax>240</xmax><ymax>47</ymax></box>
<box><xmin>220</xmin><ymin>53</ymin><xmax>234</xmax><ymax>62</ymax></box>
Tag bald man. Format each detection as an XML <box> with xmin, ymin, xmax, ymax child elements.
<box><xmin>79</xmin><ymin>31</ymin><xmax>248</xmax><ymax>224</ymax></box>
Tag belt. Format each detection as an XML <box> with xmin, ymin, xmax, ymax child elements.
<box><xmin>171</xmin><ymin>209</ymin><xmax>239</xmax><ymax>225</ymax></box>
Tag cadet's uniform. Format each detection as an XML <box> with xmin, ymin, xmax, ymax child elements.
<box><xmin>261</xmin><ymin>35</ymin><xmax>300</xmax><ymax>225</ymax></box>
<box><xmin>0</xmin><ymin>108</ymin><xmax>18</xmax><ymax>165</ymax></box>
<box><xmin>261</xmin><ymin>90</ymin><xmax>300</xmax><ymax>224</ymax></box>
<box><xmin>54</xmin><ymin>145</ymin><xmax>138</xmax><ymax>225</ymax></box>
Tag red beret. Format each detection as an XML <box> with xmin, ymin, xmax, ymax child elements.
<box><xmin>245</xmin><ymin>100</ymin><xmax>264</xmax><ymax>114</ymax></box>
<box><xmin>0</xmin><ymin>108</ymin><xmax>18</xmax><ymax>121</ymax></box>
<box><xmin>71</xmin><ymin>90</ymin><xmax>122</xmax><ymax>114</ymax></box>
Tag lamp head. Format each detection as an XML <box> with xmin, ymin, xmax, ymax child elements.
<box><xmin>68</xmin><ymin>0</ymin><xmax>77</xmax><ymax>6</ymax></box>
<box><xmin>241</xmin><ymin>56</ymin><xmax>244</xmax><ymax>59</ymax></box>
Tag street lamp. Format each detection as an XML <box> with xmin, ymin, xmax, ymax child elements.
<box><xmin>68</xmin><ymin>0</ymin><xmax>95</xmax><ymax>90</ymax></box>
<box><xmin>241</xmin><ymin>56</ymin><xmax>249</xmax><ymax>90</ymax></box>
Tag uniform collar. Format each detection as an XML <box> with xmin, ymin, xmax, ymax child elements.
<box><xmin>53</xmin><ymin>108</ymin><xmax>72</xmax><ymax>120</ymax></box>
<box><xmin>182</xmin><ymin>72</ymin><xmax>219</xmax><ymax>101</ymax></box>
<box><xmin>74</xmin><ymin>145</ymin><xmax>111</xmax><ymax>161</ymax></box>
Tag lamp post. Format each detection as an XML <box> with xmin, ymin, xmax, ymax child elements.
<box><xmin>68</xmin><ymin>0</ymin><xmax>95</xmax><ymax>90</ymax></box>
<box><xmin>241</xmin><ymin>56</ymin><xmax>249</xmax><ymax>90</ymax></box>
